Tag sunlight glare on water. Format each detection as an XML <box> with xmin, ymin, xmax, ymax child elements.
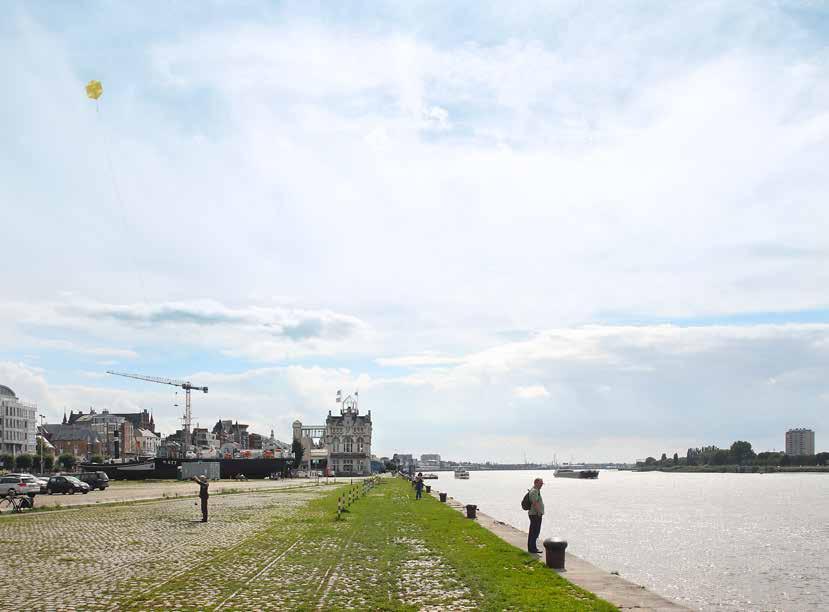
<box><xmin>433</xmin><ymin>470</ymin><xmax>829</xmax><ymax>611</ymax></box>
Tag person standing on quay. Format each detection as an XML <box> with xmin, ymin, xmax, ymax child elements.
<box><xmin>527</xmin><ymin>477</ymin><xmax>544</xmax><ymax>553</ymax></box>
<box><xmin>193</xmin><ymin>475</ymin><xmax>209</xmax><ymax>522</ymax></box>
<box><xmin>415</xmin><ymin>472</ymin><xmax>424</xmax><ymax>500</ymax></box>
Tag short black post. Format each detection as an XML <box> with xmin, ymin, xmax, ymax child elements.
<box><xmin>425</xmin><ymin>485</ymin><xmax>431</xmax><ymax>494</ymax></box>
<box><xmin>465</xmin><ymin>504</ymin><xmax>477</xmax><ymax>519</ymax></box>
<box><xmin>543</xmin><ymin>538</ymin><xmax>567</xmax><ymax>570</ymax></box>
<box><xmin>439</xmin><ymin>492</ymin><xmax>447</xmax><ymax>502</ymax></box>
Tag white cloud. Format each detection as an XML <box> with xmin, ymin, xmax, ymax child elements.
<box><xmin>5</xmin><ymin>321</ymin><xmax>829</xmax><ymax>461</ymax></box>
<box><xmin>2</xmin><ymin>298</ymin><xmax>370</xmax><ymax>363</ymax></box>
<box><xmin>513</xmin><ymin>385</ymin><xmax>550</xmax><ymax>399</ymax></box>
<box><xmin>2</xmin><ymin>4</ymin><xmax>829</xmax><ymax>461</ymax></box>
<box><xmin>376</xmin><ymin>353</ymin><xmax>464</xmax><ymax>367</ymax></box>
<box><xmin>35</xmin><ymin>339</ymin><xmax>138</xmax><ymax>360</ymax></box>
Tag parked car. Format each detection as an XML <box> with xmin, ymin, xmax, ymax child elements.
<box><xmin>8</xmin><ymin>473</ymin><xmax>47</xmax><ymax>491</ymax></box>
<box><xmin>46</xmin><ymin>475</ymin><xmax>90</xmax><ymax>495</ymax></box>
<box><xmin>75</xmin><ymin>471</ymin><xmax>110</xmax><ymax>490</ymax></box>
<box><xmin>0</xmin><ymin>475</ymin><xmax>39</xmax><ymax>496</ymax></box>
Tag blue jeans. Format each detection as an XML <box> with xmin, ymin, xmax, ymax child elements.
<box><xmin>416</xmin><ymin>487</ymin><xmax>422</xmax><ymax>499</ymax></box>
<box><xmin>528</xmin><ymin>514</ymin><xmax>542</xmax><ymax>551</ymax></box>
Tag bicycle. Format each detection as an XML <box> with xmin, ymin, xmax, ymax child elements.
<box><xmin>0</xmin><ymin>491</ymin><xmax>33</xmax><ymax>514</ymax></box>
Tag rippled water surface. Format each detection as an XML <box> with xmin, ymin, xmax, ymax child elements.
<box><xmin>433</xmin><ymin>470</ymin><xmax>829</xmax><ymax>611</ymax></box>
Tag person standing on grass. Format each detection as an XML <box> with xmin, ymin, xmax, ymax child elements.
<box><xmin>193</xmin><ymin>475</ymin><xmax>209</xmax><ymax>522</ymax></box>
<box><xmin>527</xmin><ymin>477</ymin><xmax>544</xmax><ymax>553</ymax></box>
<box><xmin>415</xmin><ymin>472</ymin><xmax>424</xmax><ymax>500</ymax></box>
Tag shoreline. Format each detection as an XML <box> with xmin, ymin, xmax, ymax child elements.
<box><xmin>625</xmin><ymin>466</ymin><xmax>829</xmax><ymax>473</ymax></box>
<box><xmin>432</xmin><ymin>488</ymin><xmax>690</xmax><ymax>611</ymax></box>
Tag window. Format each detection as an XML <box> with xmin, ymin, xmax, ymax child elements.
<box><xmin>357</xmin><ymin>437</ymin><xmax>364</xmax><ymax>453</ymax></box>
<box><xmin>343</xmin><ymin>437</ymin><xmax>353</xmax><ymax>453</ymax></box>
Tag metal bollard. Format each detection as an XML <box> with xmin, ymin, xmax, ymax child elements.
<box><xmin>425</xmin><ymin>485</ymin><xmax>431</xmax><ymax>493</ymax></box>
<box><xmin>465</xmin><ymin>504</ymin><xmax>477</xmax><ymax>519</ymax></box>
<box><xmin>543</xmin><ymin>538</ymin><xmax>568</xmax><ymax>569</ymax></box>
<box><xmin>439</xmin><ymin>492</ymin><xmax>447</xmax><ymax>502</ymax></box>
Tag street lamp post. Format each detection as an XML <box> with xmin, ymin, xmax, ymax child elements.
<box><xmin>38</xmin><ymin>414</ymin><xmax>45</xmax><ymax>475</ymax></box>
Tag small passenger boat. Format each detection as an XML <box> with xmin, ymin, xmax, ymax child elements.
<box><xmin>454</xmin><ymin>469</ymin><xmax>470</xmax><ymax>479</ymax></box>
<box><xmin>422</xmin><ymin>473</ymin><xmax>439</xmax><ymax>480</ymax></box>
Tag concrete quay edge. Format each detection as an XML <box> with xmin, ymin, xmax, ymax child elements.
<box><xmin>431</xmin><ymin>490</ymin><xmax>691</xmax><ymax>611</ymax></box>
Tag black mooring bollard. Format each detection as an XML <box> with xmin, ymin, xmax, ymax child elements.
<box><xmin>465</xmin><ymin>504</ymin><xmax>477</xmax><ymax>519</ymax></box>
<box><xmin>543</xmin><ymin>538</ymin><xmax>568</xmax><ymax>569</ymax></box>
<box><xmin>439</xmin><ymin>492</ymin><xmax>447</xmax><ymax>502</ymax></box>
<box><xmin>425</xmin><ymin>485</ymin><xmax>431</xmax><ymax>493</ymax></box>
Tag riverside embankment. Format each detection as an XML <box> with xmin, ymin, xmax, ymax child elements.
<box><xmin>434</xmin><ymin>469</ymin><xmax>829</xmax><ymax>611</ymax></box>
<box><xmin>1</xmin><ymin>475</ymin><xmax>615</xmax><ymax>610</ymax></box>
<box><xmin>428</xmin><ymin>486</ymin><xmax>686</xmax><ymax>611</ymax></box>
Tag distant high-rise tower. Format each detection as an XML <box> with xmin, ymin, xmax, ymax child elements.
<box><xmin>785</xmin><ymin>428</ymin><xmax>815</xmax><ymax>456</ymax></box>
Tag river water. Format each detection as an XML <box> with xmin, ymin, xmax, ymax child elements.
<box><xmin>432</xmin><ymin>470</ymin><xmax>829</xmax><ymax>611</ymax></box>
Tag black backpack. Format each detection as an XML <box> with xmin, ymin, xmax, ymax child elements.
<box><xmin>521</xmin><ymin>490</ymin><xmax>531</xmax><ymax>511</ymax></box>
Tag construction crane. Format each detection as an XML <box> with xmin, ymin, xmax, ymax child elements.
<box><xmin>106</xmin><ymin>371</ymin><xmax>208</xmax><ymax>452</ymax></box>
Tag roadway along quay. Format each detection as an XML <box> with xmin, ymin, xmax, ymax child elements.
<box><xmin>29</xmin><ymin>477</ymin><xmax>349</xmax><ymax>509</ymax></box>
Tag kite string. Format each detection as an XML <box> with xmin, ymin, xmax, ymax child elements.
<box><xmin>96</xmin><ymin>101</ymin><xmax>150</xmax><ymax>302</ymax></box>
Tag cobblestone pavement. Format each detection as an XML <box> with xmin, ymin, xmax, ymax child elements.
<box><xmin>0</xmin><ymin>486</ymin><xmax>333</xmax><ymax>611</ymax></box>
<box><xmin>125</xmin><ymin>480</ymin><xmax>483</xmax><ymax>611</ymax></box>
<box><xmin>2</xmin><ymin>481</ymin><xmax>483</xmax><ymax>610</ymax></box>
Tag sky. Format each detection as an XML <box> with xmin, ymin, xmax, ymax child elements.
<box><xmin>1</xmin><ymin>1</ymin><xmax>828</xmax><ymax>462</ymax></box>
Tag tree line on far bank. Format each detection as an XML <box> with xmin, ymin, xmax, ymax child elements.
<box><xmin>637</xmin><ymin>441</ymin><xmax>829</xmax><ymax>468</ymax></box>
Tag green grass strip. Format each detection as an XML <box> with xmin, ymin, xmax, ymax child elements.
<box><xmin>391</xmin><ymin>478</ymin><xmax>617</xmax><ymax>611</ymax></box>
<box><xmin>113</xmin><ymin>478</ymin><xmax>616</xmax><ymax>610</ymax></box>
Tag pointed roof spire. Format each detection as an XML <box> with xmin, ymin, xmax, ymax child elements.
<box><xmin>62</xmin><ymin>408</ymin><xmax>67</xmax><ymax>425</ymax></box>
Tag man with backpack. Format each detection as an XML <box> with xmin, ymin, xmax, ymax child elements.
<box><xmin>521</xmin><ymin>477</ymin><xmax>544</xmax><ymax>554</ymax></box>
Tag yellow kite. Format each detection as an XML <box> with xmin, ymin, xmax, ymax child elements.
<box><xmin>85</xmin><ymin>80</ymin><xmax>103</xmax><ymax>100</ymax></box>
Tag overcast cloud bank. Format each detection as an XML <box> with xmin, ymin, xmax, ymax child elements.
<box><xmin>1</xmin><ymin>2</ymin><xmax>828</xmax><ymax>460</ymax></box>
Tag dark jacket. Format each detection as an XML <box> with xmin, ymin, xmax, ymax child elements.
<box><xmin>198</xmin><ymin>481</ymin><xmax>209</xmax><ymax>499</ymax></box>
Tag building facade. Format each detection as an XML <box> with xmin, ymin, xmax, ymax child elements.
<box><xmin>785</xmin><ymin>428</ymin><xmax>815</xmax><ymax>456</ymax></box>
<box><xmin>68</xmin><ymin>410</ymin><xmax>137</xmax><ymax>459</ymax></box>
<box><xmin>212</xmin><ymin>420</ymin><xmax>249</xmax><ymax>449</ymax></box>
<box><xmin>49</xmin><ymin>426</ymin><xmax>104</xmax><ymax>459</ymax></box>
<box><xmin>114</xmin><ymin>408</ymin><xmax>155</xmax><ymax>433</ymax></box>
<box><xmin>292</xmin><ymin>391</ymin><xmax>374</xmax><ymax>476</ymax></box>
<box><xmin>192</xmin><ymin>427</ymin><xmax>219</xmax><ymax>450</ymax></box>
<box><xmin>325</xmin><ymin>391</ymin><xmax>372</xmax><ymax>476</ymax></box>
<box><xmin>135</xmin><ymin>428</ymin><xmax>159</xmax><ymax>458</ymax></box>
<box><xmin>418</xmin><ymin>453</ymin><xmax>441</xmax><ymax>470</ymax></box>
<box><xmin>0</xmin><ymin>385</ymin><xmax>37</xmax><ymax>455</ymax></box>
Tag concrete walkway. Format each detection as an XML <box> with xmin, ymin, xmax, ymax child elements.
<box><xmin>434</xmin><ymin>491</ymin><xmax>690</xmax><ymax>612</ymax></box>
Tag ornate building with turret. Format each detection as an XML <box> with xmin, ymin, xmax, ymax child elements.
<box><xmin>292</xmin><ymin>390</ymin><xmax>373</xmax><ymax>476</ymax></box>
<box><xmin>325</xmin><ymin>391</ymin><xmax>372</xmax><ymax>476</ymax></box>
